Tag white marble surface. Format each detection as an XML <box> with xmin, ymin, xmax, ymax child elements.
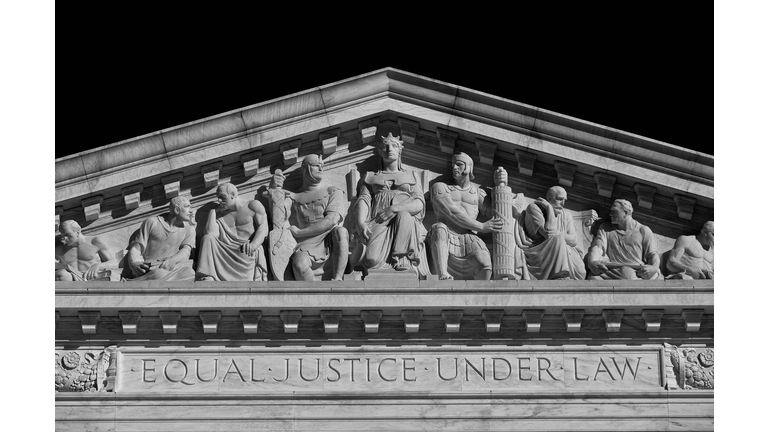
<box><xmin>56</xmin><ymin>389</ymin><xmax>713</xmax><ymax>431</ymax></box>
<box><xmin>115</xmin><ymin>346</ymin><xmax>664</xmax><ymax>395</ymax></box>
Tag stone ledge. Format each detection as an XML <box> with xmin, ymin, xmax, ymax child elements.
<box><xmin>55</xmin><ymin>280</ymin><xmax>714</xmax><ymax>318</ymax></box>
<box><xmin>56</xmin><ymin>389</ymin><xmax>713</xmax><ymax>401</ymax></box>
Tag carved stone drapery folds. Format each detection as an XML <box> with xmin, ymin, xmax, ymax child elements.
<box><xmin>55</xmin><ymin>347</ymin><xmax>116</xmax><ymax>392</ymax></box>
<box><xmin>665</xmin><ymin>344</ymin><xmax>714</xmax><ymax>390</ymax></box>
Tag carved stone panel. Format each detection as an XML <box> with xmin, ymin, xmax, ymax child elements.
<box><xmin>665</xmin><ymin>344</ymin><xmax>714</xmax><ymax>390</ymax></box>
<box><xmin>55</xmin><ymin>347</ymin><xmax>116</xmax><ymax>392</ymax></box>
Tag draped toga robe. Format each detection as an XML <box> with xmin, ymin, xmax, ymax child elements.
<box><xmin>196</xmin><ymin>219</ymin><xmax>267</xmax><ymax>281</ymax></box>
<box><xmin>516</xmin><ymin>202</ymin><xmax>586</xmax><ymax>280</ymax></box>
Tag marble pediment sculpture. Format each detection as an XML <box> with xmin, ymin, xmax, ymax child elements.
<box><xmin>267</xmin><ymin>154</ymin><xmax>349</xmax><ymax>281</ymax></box>
<box><xmin>124</xmin><ymin>197</ymin><xmax>196</xmax><ymax>282</ymax></box>
<box><xmin>515</xmin><ymin>186</ymin><xmax>588</xmax><ymax>280</ymax></box>
<box><xmin>665</xmin><ymin>221</ymin><xmax>714</xmax><ymax>280</ymax></box>
<box><xmin>586</xmin><ymin>199</ymin><xmax>661</xmax><ymax>280</ymax></box>
<box><xmin>429</xmin><ymin>153</ymin><xmax>503</xmax><ymax>280</ymax></box>
<box><xmin>351</xmin><ymin>133</ymin><xmax>430</xmax><ymax>277</ymax></box>
<box><xmin>55</xmin><ymin>220</ymin><xmax>115</xmax><ymax>281</ymax></box>
<box><xmin>54</xmin><ymin>68</ymin><xmax>713</xmax><ymax>283</ymax></box>
<box><xmin>197</xmin><ymin>183</ymin><xmax>269</xmax><ymax>281</ymax></box>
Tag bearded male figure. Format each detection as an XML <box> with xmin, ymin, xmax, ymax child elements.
<box><xmin>197</xmin><ymin>183</ymin><xmax>268</xmax><ymax>281</ymax></box>
<box><xmin>516</xmin><ymin>186</ymin><xmax>587</xmax><ymax>280</ymax></box>
<box><xmin>429</xmin><ymin>153</ymin><xmax>503</xmax><ymax>280</ymax></box>
<box><xmin>125</xmin><ymin>196</ymin><xmax>196</xmax><ymax>281</ymax></box>
<box><xmin>268</xmin><ymin>154</ymin><xmax>349</xmax><ymax>281</ymax></box>
<box><xmin>586</xmin><ymin>199</ymin><xmax>661</xmax><ymax>280</ymax></box>
<box><xmin>55</xmin><ymin>220</ymin><xmax>114</xmax><ymax>281</ymax></box>
<box><xmin>666</xmin><ymin>221</ymin><xmax>714</xmax><ymax>279</ymax></box>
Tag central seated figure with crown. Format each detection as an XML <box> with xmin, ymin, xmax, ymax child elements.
<box><xmin>351</xmin><ymin>133</ymin><xmax>429</xmax><ymax>278</ymax></box>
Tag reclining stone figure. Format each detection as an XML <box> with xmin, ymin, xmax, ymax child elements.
<box><xmin>55</xmin><ymin>220</ymin><xmax>114</xmax><ymax>281</ymax></box>
<box><xmin>666</xmin><ymin>221</ymin><xmax>714</xmax><ymax>279</ymax></box>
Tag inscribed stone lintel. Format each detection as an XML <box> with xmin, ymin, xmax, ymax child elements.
<box><xmin>111</xmin><ymin>346</ymin><xmax>667</xmax><ymax>394</ymax></box>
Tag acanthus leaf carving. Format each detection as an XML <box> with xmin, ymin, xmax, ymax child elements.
<box><xmin>54</xmin><ymin>348</ymin><xmax>114</xmax><ymax>392</ymax></box>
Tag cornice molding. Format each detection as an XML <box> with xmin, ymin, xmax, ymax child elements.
<box><xmin>56</xmin><ymin>68</ymin><xmax>713</xmax><ymax>211</ymax></box>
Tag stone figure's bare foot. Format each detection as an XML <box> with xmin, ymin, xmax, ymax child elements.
<box><xmin>198</xmin><ymin>276</ymin><xmax>215</xmax><ymax>281</ymax></box>
<box><xmin>439</xmin><ymin>275</ymin><xmax>454</xmax><ymax>280</ymax></box>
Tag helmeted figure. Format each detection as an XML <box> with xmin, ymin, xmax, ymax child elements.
<box><xmin>267</xmin><ymin>154</ymin><xmax>349</xmax><ymax>281</ymax></box>
<box><xmin>429</xmin><ymin>153</ymin><xmax>503</xmax><ymax>280</ymax></box>
<box><xmin>352</xmin><ymin>133</ymin><xmax>429</xmax><ymax>276</ymax></box>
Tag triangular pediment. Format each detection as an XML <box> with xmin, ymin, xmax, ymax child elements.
<box><xmin>55</xmin><ymin>67</ymin><xmax>713</xmax><ymax>265</ymax></box>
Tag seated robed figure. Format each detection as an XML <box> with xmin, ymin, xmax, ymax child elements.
<box><xmin>515</xmin><ymin>186</ymin><xmax>587</xmax><ymax>280</ymax></box>
<box><xmin>55</xmin><ymin>220</ymin><xmax>115</xmax><ymax>281</ymax></box>
<box><xmin>429</xmin><ymin>152</ymin><xmax>503</xmax><ymax>280</ymax></box>
<box><xmin>352</xmin><ymin>133</ymin><xmax>429</xmax><ymax>276</ymax></box>
<box><xmin>586</xmin><ymin>199</ymin><xmax>661</xmax><ymax>280</ymax></box>
<box><xmin>196</xmin><ymin>183</ymin><xmax>269</xmax><ymax>281</ymax></box>
<box><xmin>125</xmin><ymin>196</ymin><xmax>196</xmax><ymax>281</ymax></box>
<box><xmin>666</xmin><ymin>221</ymin><xmax>714</xmax><ymax>280</ymax></box>
<box><xmin>268</xmin><ymin>154</ymin><xmax>349</xmax><ymax>281</ymax></box>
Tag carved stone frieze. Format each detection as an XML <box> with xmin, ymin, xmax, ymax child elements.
<box><xmin>54</xmin><ymin>347</ymin><xmax>115</xmax><ymax>392</ymax></box>
<box><xmin>666</xmin><ymin>344</ymin><xmax>714</xmax><ymax>390</ymax></box>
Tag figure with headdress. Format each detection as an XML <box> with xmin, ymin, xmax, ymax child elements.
<box><xmin>429</xmin><ymin>153</ymin><xmax>505</xmax><ymax>280</ymax></box>
<box><xmin>586</xmin><ymin>199</ymin><xmax>661</xmax><ymax>280</ymax></box>
<box><xmin>267</xmin><ymin>154</ymin><xmax>349</xmax><ymax>281</ymax></box>
<box><xmin>352</xmin><ymin>133</ymin><xmax>429</xmax><ymax>276</ymax></box>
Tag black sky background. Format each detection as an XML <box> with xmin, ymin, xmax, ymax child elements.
<box><xmin>56</xmin><ymin>9</ymin><xmax>712</xmax><ymax>159</ymax></box>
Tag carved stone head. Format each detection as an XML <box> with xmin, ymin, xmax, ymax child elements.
<box><xmin>452</xmin><ymin>152</ymin><xmax>475</xmax><ymax>181</ymax></box>
<box><xmin>378</xmin><ymin>133</ymin><xmax>404</xmax><ymax>171</ymax></box>
<box><xmin>301</xmin><ymin>154</ymin><xmax>324</xmax><ymax>184</ymax></box>
<box><xmin>59</xmin><ymin>220</ymin><xmax>81</xmax><ymax>247</ymax></box>
<box><xmin>216</xmin><ymin>183</ymin><xmax>238</xmax><ymax>212</ymax></box>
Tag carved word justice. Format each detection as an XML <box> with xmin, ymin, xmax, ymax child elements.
<box><xmin>138</xmin><ymin>355</ymin><xmax>646</xmax><ymax>386</ymax></box>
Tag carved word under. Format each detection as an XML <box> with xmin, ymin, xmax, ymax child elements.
<box><xmin>121</xmin><ymin>352</ymin><xmax>658</xmax><ymax>393</ymax></box>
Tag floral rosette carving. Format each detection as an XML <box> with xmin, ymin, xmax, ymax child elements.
<box><xmin>54</xmin><ymin>349</ymin><xmax>111</xmax><ymax>392</ymax></box>
<box><xmin>669</xmin><ymin>346</ymin><xmax>714</xmax><ymax>390</ymax></box>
